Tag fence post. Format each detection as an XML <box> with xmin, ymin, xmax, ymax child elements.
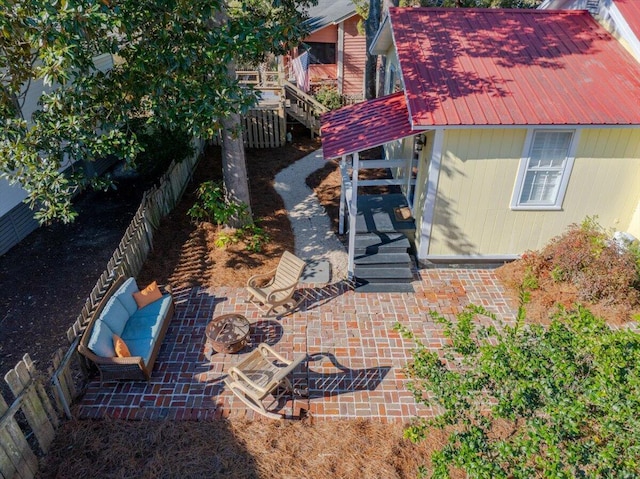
<box><xmin>0</xmin><ymin>393</ymin><xmax>39</xmax><ymax>479</ymax></box>
<box><xmin>4</xmin><ymin>355</ymin><xmax>58</xmax><ymax>454</ymax></box>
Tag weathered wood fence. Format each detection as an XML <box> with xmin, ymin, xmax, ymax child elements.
<box><xmin>0</xmin><ymin>139</ymin><xmax>204</xmax><ymax>479</ymax></box>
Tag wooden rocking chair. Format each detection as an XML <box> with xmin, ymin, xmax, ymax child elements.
<box><xmin>246</xmin><ymin>251</ymin><xmax>306</xmax><ymax>317</ymax></box>
<box><xmin>224</xmin><ymin>343</ymin><xmax>307</xmax><ymax>419</ymax></box>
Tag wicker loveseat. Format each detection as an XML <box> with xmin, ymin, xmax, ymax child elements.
<box><xmin>78</xmin><ymin>275</ymin><xmax>175</xmax><ymax>381</ymax></box>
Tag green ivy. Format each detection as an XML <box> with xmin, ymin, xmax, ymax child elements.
<box><xmin>395</xmin><ymin>303</ymin><xmax>640</xmax><ymax>478</ymax></box>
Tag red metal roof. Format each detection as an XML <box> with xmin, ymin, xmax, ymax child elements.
<box><xmin>320</xmin><ymin>92</ymin><xmax>416</xmax><ymax>159</ymax></box>
<box><xmin>390</xmin><ymin>7</ymin><xmax>640</xmax><ymax>126</ymax></box>
<box><xmin>613</xmin><ymin>0</ymin><xmax>640</xmax><ymax>41</ymax></box>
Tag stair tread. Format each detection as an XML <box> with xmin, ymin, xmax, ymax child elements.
<box><xmin>354</xmin><ymin>252</ymin><xmax>411</xmax><ymax>265</ymax></box>
<box><xmin>355</xmin><ymin>237</ymin><xmax>410</xmax><ymax>252</ymax></box>
<box><xmin>354</xmin><ymin>282</ymin><xmax>415</xmax><ymax>293</ymax></box>
<box><xmin>354</xmin><ymin>268</ymin><xmax>414</xmax><ymax>280</ymax></box>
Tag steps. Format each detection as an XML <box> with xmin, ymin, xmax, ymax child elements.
<box><xmin>283</xmin><ymin>80</ymin><xmax>327</xmax><ymax>136</ymax></box>
<box><xmin>353</xmin><ymin>232</ymin><xmax>415</xmax><ymax>293</ymax></box>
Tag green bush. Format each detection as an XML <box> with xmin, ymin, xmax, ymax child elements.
<box><xmin>395</xmin><ymin>303</ymin><xmax>640</xmax><ymax>478</ymax></box>
<box><xmin>187</xmin><ymin>181</ymin><xmax>247</xmax><ymax>226</ymax></box>
<box><xmin>129</xmin><ymin>119</ymin><xmax>193</xmax><ymax>178</ymax></box>
<box><xmin>314</xmin><ymin>85</ymin><xmax>343</xmax><ymax>110</ymax></box>
<box><xmin>188</xmin><ymin>180</ymin><xmax>270</xmax><ymax>253</ymax></box>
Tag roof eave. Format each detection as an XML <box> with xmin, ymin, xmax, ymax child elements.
<box><xmin>370</xmin><ymin>14</ymin><xmax>392</xmax><ymax>55</ymax></box>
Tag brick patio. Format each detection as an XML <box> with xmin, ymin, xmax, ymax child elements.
<box><xmin>76</xmin><ymin>269</ymin><xmax>516</xmax><ymax>422</ymax></box>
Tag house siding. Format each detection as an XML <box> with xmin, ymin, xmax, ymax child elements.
<box><xmin>305</xmin><ymin>25</ymin><xmax>338</xmax><ymax>43</ymax></box>
<box><xmin>422</xmin><ymin>128</ymin><xmax>640</xmax><ymax>258</ymax></box>
<box><xmin>342</xmin><ymin>16</ymin><xmax>366</xmax><ymax>98</ymax></box>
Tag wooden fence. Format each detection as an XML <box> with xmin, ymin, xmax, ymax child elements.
<box><xmin>0</xmin><ymin>139</ymin><xmax>204</xmax><ymax>479</ymax></box>
<box><xmin>211</xmin><ymin>103</ymin><xmax>287</xmax><ymax>149</ymax></box>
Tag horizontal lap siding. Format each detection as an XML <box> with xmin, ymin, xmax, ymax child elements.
<box><xmin>429</xmin><ymin>128</ymin><xmax>640</xmax><ymax>256</ymax></box>
<box><xmin>342</xmin><ymin>16</ymin><xmax>366</xmax><ymax>98</ymax></box>
<box><xmin>305</xmin><ymin>25</ymin><xmax>338</xmax><ymax>43</ymax></box>
<box><xmin>0</xmin><ymin>203</ymin><xmax>39</xmax><ymax>256</ymax></box>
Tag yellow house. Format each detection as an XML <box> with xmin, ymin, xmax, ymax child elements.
<box><xmin>321</xmin><ymin>8</ymin><xmax>640</xmax><ymax>288</ymax></box>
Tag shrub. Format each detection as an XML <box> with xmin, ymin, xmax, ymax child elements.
<box><xmin>525</xmin><ymin>218</ymin><xmax>640</xmax><ymax>306</ymax></box>
<box><xmin>314</xmin><ymin>85</ymin><xmax>343</xmax><ymax>110</ymax></box>
<box><xmin>188</xmin><ymin>180</ymin><xmax>270</xmax><ymax>253</ymax></box>
<box><xmin>396</xmin><ymin>303</ymin><xmax>640</xmax><ymax>478</ymax></box>
<box><xmin>129</xmin><ymin>119</ymin><xmax>193</xmax><ymax>178</ymax></box>
<box><xmin>187</xmin><ymin>181</ymin><xmax>247</xmax><ymax>226</ymax></box>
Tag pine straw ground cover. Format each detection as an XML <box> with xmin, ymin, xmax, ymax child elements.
<box><xmin>38</xmin><ymin>418</ymin><xmax>444</xmax><ymax>478</ymax></box>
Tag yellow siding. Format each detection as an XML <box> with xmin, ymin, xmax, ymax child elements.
<box><xmin>427</xmin><ymin>128</ymin><xmax>640</xmax><ymax>257</ymax></box>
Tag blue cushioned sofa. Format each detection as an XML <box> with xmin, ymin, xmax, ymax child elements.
<box><xmin>78</xmin><ymin>275</ymin><xmax>175</xmax><ymax>381</ymax></box>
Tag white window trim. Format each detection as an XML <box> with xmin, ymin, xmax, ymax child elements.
<box><xmin>511</xmin><ymin>128</ymin><xmax>581</xmax><ymax>211</ymax></box>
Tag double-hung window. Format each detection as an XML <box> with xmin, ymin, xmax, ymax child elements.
<box><xmin>511</xmin><ymin>130</ymin><xmax>579</xmax><ymax>210</ymax></box>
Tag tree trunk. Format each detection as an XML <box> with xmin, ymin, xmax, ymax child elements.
<box><xmin>364</xmin><ymin>0</ymin><xmax>382</xmax><ymax>100</ymax></box>
<box><xmin>220</xmin><ymin>66</ymin><xmax>252</xmax><ymax>228</ymax></box>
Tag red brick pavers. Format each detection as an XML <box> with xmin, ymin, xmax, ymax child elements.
<box><xmin>76</xmin><ymin>269</ymin><xmax>517</xmax><ymax>422</ymax></box>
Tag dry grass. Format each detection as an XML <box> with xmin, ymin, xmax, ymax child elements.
<box><xmin>38</xmin><ymin>418</ymin><xmax>443</xmax><ymax>478</ymax></box>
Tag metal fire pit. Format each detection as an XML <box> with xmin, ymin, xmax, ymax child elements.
<box><xmin>205</xmin><ymin>313</ymin><xmax>250</xmax><ymax>357</ymax></box>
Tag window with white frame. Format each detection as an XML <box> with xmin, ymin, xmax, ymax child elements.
<box><xmin>511</xmin><ymin>130</ymin><xmax>578</xmax><ymax>209</ymax></box>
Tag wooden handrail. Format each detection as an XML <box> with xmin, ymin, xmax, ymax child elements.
<box><xmin>282</xmin><ymin>79</ymin><xmax>328</xmax><ymax>113</ymax></box>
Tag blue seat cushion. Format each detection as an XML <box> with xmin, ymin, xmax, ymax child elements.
<box><xmin>99</xmin><ymin>296</ymin><xmax>130</xmax><ymax>336</ymax></box>
<box><xmin>87</xmin><ymin>320</ymin><xmax>116</xmax><ymax>358</ymax></box>
<box><xmin>113</xmin><ymin>277</ymin><xmax>139</xmax><ymax>316</ymax></box>
<box><xmin>120</xmin><ymin>294</ymin><xmax>172</xmax><ymax>362</ymax></box>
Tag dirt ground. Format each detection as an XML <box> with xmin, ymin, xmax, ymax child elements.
<box><xmin>0</xmin><ymin>171</ymin><xmax>149</xmax><ymax>381</ymax></box>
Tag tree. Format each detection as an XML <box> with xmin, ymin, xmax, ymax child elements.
<box><xmin>395</xmin><ymin>303</ymin><xmax>640</xmax><ymax>478</ymax></box>
<box><xmin>0</xmin><ymin>0</ymin><xmax>312</xmax><ymax>224</ymax></box>
<box><xmin>364</xmin><ymin>0</ymin><xmax>382</xmax><ymax>100</ymax></box>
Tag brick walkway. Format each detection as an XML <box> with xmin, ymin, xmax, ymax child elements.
<box><xmin>76</xmin><ymin>269</ymin><xmax>516</xmax><ymax>422</ymax></box>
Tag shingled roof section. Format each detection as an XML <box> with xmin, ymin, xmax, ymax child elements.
<box><xmin>389</xmin><ymin>7</ymin><xmax>640</xmax><ymax>127</ymax></box>
<box><xmin>320</xmin><ymin>92</ymin><xmax>417</xmax><ymax>160</ymax></box>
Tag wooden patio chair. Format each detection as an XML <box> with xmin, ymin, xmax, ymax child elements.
<box><xmin>246</xmin><ymin>251</ymin><xmax>306</xmax><ymax>317</ymax></box>
<box><xmin>224</xmin><ymin>343</ymin><xmax>307</xmax><ymax>419</ymax></box>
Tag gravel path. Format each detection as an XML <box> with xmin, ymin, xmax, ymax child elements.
<box><xmin>274</xmin><ymin>148</ymin><xmax>348</xmax><ymax>282</ymax></box>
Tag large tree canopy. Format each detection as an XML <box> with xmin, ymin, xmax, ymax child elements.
<box><xmin>1</xmin><ymin>0</ymin><xmax>311</xmax><ymax>223</ymax></box>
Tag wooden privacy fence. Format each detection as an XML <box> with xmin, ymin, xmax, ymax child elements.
<box><xmin>210</xmin><ymin>105</ymin><xmax>287</xmax><ymax>149</ymax></box>
<box><xmin>0</xmin><ymin>139</ymin><xmax>204</xmax><ymax>479</ymax></box>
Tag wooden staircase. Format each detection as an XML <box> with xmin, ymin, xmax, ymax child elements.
<box><xmin>353</xmin><ymin>232</ymin><xmax>415</xmax><ymax>293</ymax></box>
<box><xmin>283</xmin><ymin>80</ymin><xmax>328</xmax><ymax>136</ymax></box>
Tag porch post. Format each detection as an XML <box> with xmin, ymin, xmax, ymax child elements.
<box><xmin>417</xmin><ymin>129</ymin><xmax>444</xmax><ymax>261</ymax></box>
<box><xmin>348</xmin><ymin>152</ymin><xmax>359</xmax><ymax>279</ymax></box>
<box><xmin>339</xmin><ymin>156</ymin><xmax>346</xmax><ymax>235</ymax></box>
<box><xmin>405</xmin><ymin>153</ymin><xmax>413</xmax><ymax>204</ymax></box>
